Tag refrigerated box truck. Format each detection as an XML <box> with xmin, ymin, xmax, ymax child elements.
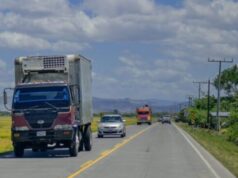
<box><xmin>3</xmin><ymin>55</ymin><xmax>93</xmax><ymax>157</ymax></box>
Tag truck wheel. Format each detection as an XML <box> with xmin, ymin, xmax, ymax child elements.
<box><xmin>14</xmin><ymin>143</ymin><xmax>24</xmax><ymax>158</ymax></box>
<box><xmin>148</xmin><ymin>122</ymin><xmax>152</xmax><ymax>125</ymax></box>
<box><xmin>69</xmin><ymin>132</ymin><xmax>79</xmax><ymax>157</ymax></box>
<box><xmin>84</xmin><ymin>126</ymin><xmax>92</xmax><ymax>151</ymax></box>
<box><xmin>78</xmin><ymin>128</ymin><xmax>84</xmax><ymax>152</ymax></box>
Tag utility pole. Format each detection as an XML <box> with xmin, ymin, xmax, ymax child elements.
<box><xmin>207</xmin><ymin>79</ymin><xmax>211</xmax><ymax>128</ymax></box>
<box><xmin>193</xmin><ymin>81</ymin><xmax>212</xmax><ymax>127</ymax></box>
<box><xmin>193</xmin><ymin>81</ymin><xmax>207</xmax><ymax>99</ymax></box>
<box><xmin>187</xmin><ymin>95</ymin><xmax>193</xmax><ymax>107</ymax></box>
<box><xmin>189</xmin><ymin>96</ymin><xmax>192</xmax><ymax>107</ymax></box>
<box><xmin>200</xmin><ymin>80</ymin><xmax>213</xmax><ymax>128</ymax></box>
<box><xmin>208</xmin><ymin>58</ymin><xmax>233</xmax><ymax>131</ymax></box>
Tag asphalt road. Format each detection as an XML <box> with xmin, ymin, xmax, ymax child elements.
<box><xmin>0</xmin><ymin>123</ymin><xmax>235</xmax><ymax>178</ymax></box>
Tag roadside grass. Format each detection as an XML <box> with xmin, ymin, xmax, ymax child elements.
<box><xmin>0</xmin><ymin>116</ymin><xmax>12</xmax><ymax>153</ymax></box>
<box><xmin>0</xmin><ymin>116</ymin><xmax>137</xmax><ymax>154</ymax></box>
<box><xmin>177</xmin><ymin>122</ymin><xmax>238</xmax><ymax>177</ymax></box>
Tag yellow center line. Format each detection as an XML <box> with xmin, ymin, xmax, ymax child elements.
<box><xmin>80</xmin><ymin>160</ymin><xmax>94</xmax><ymax>168</ymax></box>
<box><xmin>67</xmin><ymin>124</ymin><xmax>157</xmax><ymax>178</ymax></box>
<box><xmin>100</xmin><ymin>150</ymin><xmax>111</xmax><ymax>156</ymax></box>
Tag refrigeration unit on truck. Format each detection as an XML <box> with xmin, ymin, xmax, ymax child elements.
<box><xmin>3</xmin><ymin>55</ymin><xmax>93</xmax><ymax>157</ymax></box>
<box><xmin>136</xmin><ymin>105</ymin><xmax>152</xmax><ymax>125</ymax></box>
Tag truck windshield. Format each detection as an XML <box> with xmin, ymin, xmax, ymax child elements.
<box><xmin>101</xmin><ymin>116</ymin><xmax>122</xmax><ymax>123</ymax></box>
<box><xmin>12</xmin><ymin>86</ymin><xmax>70</xmax><ymax>109</ymax></box>
<box><xmin>138</xmin><ymin>111</ymin><xmax>149</xmax><ymax>115</ymax></box>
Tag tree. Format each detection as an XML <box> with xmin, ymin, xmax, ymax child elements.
<box><xmin>213</xmin><ymin>65</ymin><xmax>238</xmax><ymax>96</ymax></box>
<box><xmin>194</xmin><ymin>96</ymin><xmax>216</xmax><ymax>110</ymax></box>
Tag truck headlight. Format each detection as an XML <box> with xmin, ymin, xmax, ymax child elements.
<box><xmin>54</xmin><ymin>124</ymin><xmax>72</xmax><ymax>130</ymax></box>
<box><xmin>14</xmin><ymin>126</ymin><xmax>29</xmax><ymax>131</ymax></box>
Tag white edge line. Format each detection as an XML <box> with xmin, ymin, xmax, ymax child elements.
<box><xmin>173</xmin><ymin>123</ymin><xmax>220</xmax><ymax>178</ymax></box>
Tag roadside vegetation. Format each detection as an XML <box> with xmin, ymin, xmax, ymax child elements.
<box><xmin>0</xmin><ymin>116</ymin><xmax>12</xmax><ymax>153</ymax></box>
<box><xmin>176</xmin><ymin>64</ymin><xmax>238</xmax><ymax>177</ymax></box>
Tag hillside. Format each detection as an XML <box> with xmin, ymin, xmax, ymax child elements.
<box><xmin>0</xmin><ymin>96</ymin><xmax>183</xmax><ymax>113</ymax></box>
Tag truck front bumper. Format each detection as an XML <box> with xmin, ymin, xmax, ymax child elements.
<box><xmin>138</xmin><ymin>119</ymin><xmax>150</xmax><ymax>123</ymax></box>
<box><xmin>12</xmin><ymin>129</ymin><xmax>74</xmax><ymax>145</ymax></box>
<box><xmin>98</xmin><ymin>128</ymin><xmax>124</xmax><ymax>136</ymax></box>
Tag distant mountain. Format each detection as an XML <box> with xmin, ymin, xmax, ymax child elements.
<box><xmin>0</xmin><ymin>96</ymin><xmax>185</xmax><ymax>113</ymax></box>
<box><xmin>93</xmin><ymin>97</ymin><xmax>182</xmax><ymax>113</ymax></box>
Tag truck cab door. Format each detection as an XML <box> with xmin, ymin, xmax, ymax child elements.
<box><xmin>70</xmin><ymin>85</ymin><xmax>80</xmax><ymax>121</ymax></box>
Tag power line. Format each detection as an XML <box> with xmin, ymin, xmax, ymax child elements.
<box><xmin>193</xmin><ymin>81</ymin><xmax>208</xmax><ymax>99</ymax></box>
<box><xmin>193</xmin><ymin>80</ymin><xmax>212</xmax><ymax>128</ymax></box>
<box><xmin>208</xmin><ymin>58</ymin><xmax>233</xmax><ymax>131</ymax></box>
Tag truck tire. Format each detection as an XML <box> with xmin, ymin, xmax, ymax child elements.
<box><xmin>14</xmin><ymin>143</ymin><xmax>24</xmax><ymax>158</ymax></box>
<box><xmin>148</xmin><ymin>122</ymin><xmax>152</xmax><ymax>125</ymax></box>
<box><xmin>84</xmin><ymin>126</ymin><xmax>92</xmax><ymax>151</ymax></box>
<box><xmin>78</xmin><ymin>128</ymin><xmax>84</xmax><ymax>152</ymax></box>
<box><xmin>69</xmin><ymin>131</ymin><xmax>79</xmax><ymax>157</ymax></box>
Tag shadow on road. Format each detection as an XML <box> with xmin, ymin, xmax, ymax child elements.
<box><xmin>0</xmin><ymin>149</ymin><xmax>76</xmax><ymax>159</ymax></box>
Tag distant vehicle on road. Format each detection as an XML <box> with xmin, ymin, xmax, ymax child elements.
<box><xmin>161</xmin><ymin>116</ymin><xmax>171</xmax><ymax>124</ymax></box>
<box><xmin>157</xmin><ymin>116</ymin><xmax>163</xmax><ymax>122</ymax></box>
<box><xmin>136</xmin><ymin>105</ymin><xmax>152</xmax><ymax>125</ymax></box>
<box><xmin>98</xmin><ymin>114</ymin><xmax>126</xmax><ymax>138</ymax></box>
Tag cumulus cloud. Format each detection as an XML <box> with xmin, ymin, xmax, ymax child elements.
<box><xmin>118</xmin><ymin>55</ymin><xmax>192</xmax><ymax>83</ymax></box>
<box><xmin>0</xmin><ymin>0</ymin><xmax>237</xmax><ymax>100</ymax></box>
<box><xmin>83</xmin><ymin>0</ymin><xmax>156</xmax><ymax>16</ymax></box>
<box><xmin>93</xmin><ymin>72</ymin><xmax>118</xmax><ymax>84</ymax></box>
<box><xmin>0</xmin><ymin>0</ymin><xmax>237</xmax><ymax>55</ymax></box>
<box><xmin>0</xmin><ymin>59</ymin><xmax>7</xmax><ymax>70</ymax></box>
<box><xmin>0</xmin><ymin>0</ymin><xmax>71</xmax><ymax>16</ymax></box>
<box><xmin>114</xmin><ymin>54</ymin><xmax>194</xmax><ymax>99</ymax></box>
<box><xmin>0</xmin><ymin>32</ymin><xmax>88</xmax><ymax>51</ymax></box>
<box><xmin>0</xmin><ymin>32</ymin><xmax>49</xmax><ymax>49</ymax></box>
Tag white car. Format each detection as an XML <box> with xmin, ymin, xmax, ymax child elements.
<box><xmin>98</xmin><ymin>114</ymin><xmax>126</xmax><ymax>138</ymax></box>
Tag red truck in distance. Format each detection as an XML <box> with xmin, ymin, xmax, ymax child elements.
<box><xmin>136</xmin><ymin>105</ymin><xmax>152</xmax><ymax>125</ymax></box>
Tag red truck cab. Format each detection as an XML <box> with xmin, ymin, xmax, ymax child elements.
<box><xmin>136</xmin><ymin>105</ymin><xmax>152</xmax><ymax>125</ymax></box>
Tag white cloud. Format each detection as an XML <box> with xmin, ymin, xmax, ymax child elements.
<box><xmin>0</xmin><ymin>59</ymin><xmax>7</xmax><ymax>70</ymax></box>
<box><xmin>83</xmin><ymin>0</ymin><xmax>156</xmax><ymax>17</ymax></box>
<box><xmin>0</xmin><ymin>0</ymin><xmax>236</xmax><ymax>56</ymax></box>
<box><xmin>0</xmin><ymin>0</ymin><xmax>70</xmax><ymax>16</ymax></box>
<box><xmin>115</xmin><ymin>55</ymin><xmax>194</xmax><ymax>99</ymax></box>
<box><xmin>0</xmin><ymin>32</ymin><xmax>50</xmax><ymax>49</ymax></box>
<box><xmin>0</xmin><ymin>0</ymin><xmax>237</xmax><ymax>100</ymax></box>
<box><xmin>118</xmin><ymin>55</ymin><xmax>192</xmax><ymax>83</ymax></box>
<box><xmin>0</xmin><ymin>32</ymin><xmax>88</xmax><ymax>51</ymax></box>
<box><xmin>93</xmin><ymin>72</ymin><xmax>118</xmax><ymax>84</ymax></box>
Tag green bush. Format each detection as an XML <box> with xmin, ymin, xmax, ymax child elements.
<box><xmin>226</xmin><ymin>122</ymin><xmax>238</xmax><ymax>145</ymax></box>
<box><xmin>186</xmin><ymin>108</ymin><xmax>207</xmax><ymax>127</ymax></box>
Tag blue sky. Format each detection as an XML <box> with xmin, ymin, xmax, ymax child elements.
<box><xmin>0</xmin><ymin>0</ymin><xmax>237</xmax><ymax>101</ymax></box>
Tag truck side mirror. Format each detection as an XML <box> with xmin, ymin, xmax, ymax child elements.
<box><xmin>3</xmin><ymin>88</ymin><xmax>13</xmax><ymax>111</ymax></box>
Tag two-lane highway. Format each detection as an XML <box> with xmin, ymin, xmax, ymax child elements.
<box><xmin>0</xmin><ymin>123</ymin><xmax>235</xmax><ymax>178</ymax></box>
